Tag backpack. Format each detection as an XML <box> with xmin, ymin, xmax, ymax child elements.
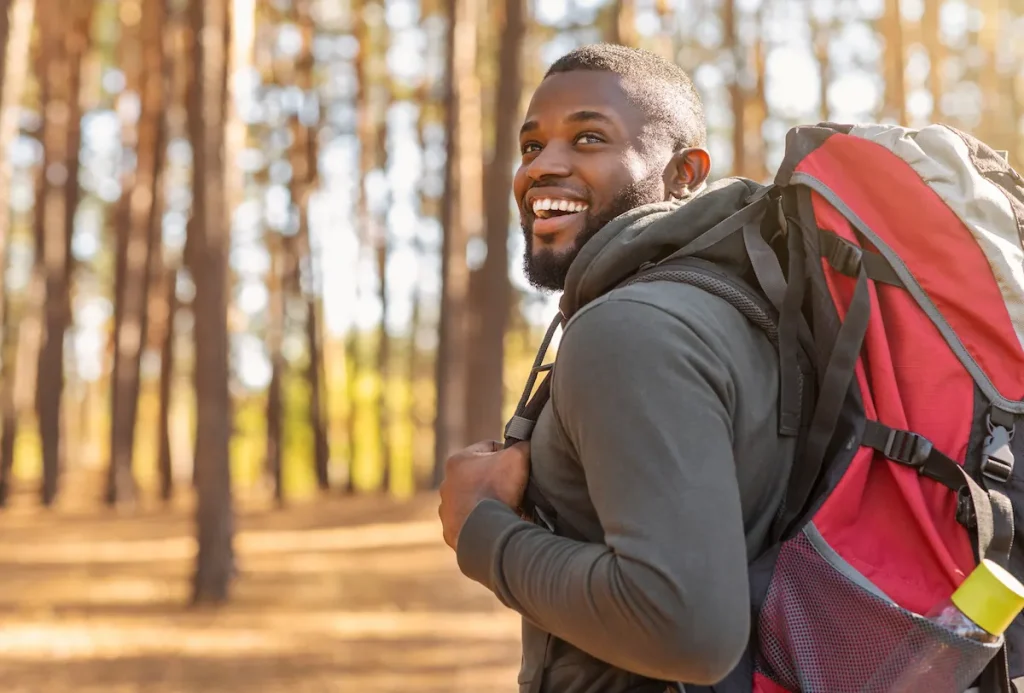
<box><xmin>504</xmin><ymin>122</ymin><xmax>1024</xmax><ymax>693</ymax></box>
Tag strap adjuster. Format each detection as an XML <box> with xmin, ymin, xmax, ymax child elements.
<box><xmin>883</xmin><ymin>428</ymin><xmax>933</xmax><ymax>470</ymax></box>
<box><xmin>981</xmin><ymin>423</ymin><xmax>1015</xmax><ymax>484</ymax></box>
<box><xmin>828</xmin><ymin>238</ymin><xmax>863</xmax><ymax>277</ymax></box>
<box><xmin>982</xmin><ymin>452</ymin><xmax>1014</xmax><ymax>484</ymax></box>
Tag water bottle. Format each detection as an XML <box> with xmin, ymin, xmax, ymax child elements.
<box><xmin>862</xmin><ymin>559</ymin><xmax>1024</xmax><ymax>692</ymax></box>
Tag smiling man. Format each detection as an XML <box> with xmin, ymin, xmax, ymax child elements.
<box><xmin>438</xmin><ymin>44</ymin><xmax>794</xmax><ymax>693</ymax></box>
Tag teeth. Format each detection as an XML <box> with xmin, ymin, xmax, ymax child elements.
<box><xmin>531</xmin><ymin>198</ymin><xmax>588</xmax><ymax>214</ymax></box>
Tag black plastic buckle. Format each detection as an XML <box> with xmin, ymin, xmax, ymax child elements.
<box><xmin>883</xmin><ymin>428</ymin><xmax>933</xmax><ymax>470</ymax></box>
<box><xmin>982</xmin><ymin>430</ymin><xmax>1014</xmax><ymax>485</ymax></box>
<box><xmin>828</xmin><ymin>238</ymin><xmax>864</xmax><ymax>278</ymax></box>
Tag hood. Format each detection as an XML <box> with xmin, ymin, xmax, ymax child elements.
<box><xmin>559</xmin><ymin>176</ymin><xmax>766</xmax><ymax>318</ymax></box>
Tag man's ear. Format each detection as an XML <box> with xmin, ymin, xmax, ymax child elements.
<box><xmin>664</xmin><ymin>147</ymin><xmax>712</xmax><ymax>200</ymax></box>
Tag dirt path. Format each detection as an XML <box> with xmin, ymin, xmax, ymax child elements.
<box><xmin>0</xmin><ymin>493</ymin><xmax>522</xmax><ymax>692</ymax></box>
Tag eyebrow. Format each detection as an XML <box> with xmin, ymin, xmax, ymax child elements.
<box><xmin>519</xmin><ymin>110</ymin><xmax>616</xmax><ymax>137</ymax></box>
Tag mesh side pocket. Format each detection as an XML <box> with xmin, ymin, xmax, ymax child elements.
<box><xmin>756</xmin><ymin>526</ymin><xmax>1002</xmax><ymax>692</ymax></box>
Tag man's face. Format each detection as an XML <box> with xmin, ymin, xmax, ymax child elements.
<box><xmin>514</xmin><ymin>70</ymin><xmax>670</xmax><ymax>291</ymax></box>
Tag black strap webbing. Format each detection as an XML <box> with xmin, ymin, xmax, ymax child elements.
<box><xmin>861</xmin><ymin>420</ymin><xmax>1015</xmax><ymax>568</ymax></box>
<box><xmin>743</xmin><ymin>222</ymin><xmax>804</xmax><ymax>436</ymax></box>
<box><xmin>661</xmin><ymin>192</ymin><xmax>773</xmax><ymax>263</ymax></box>
<box><xmin>775</xmin><ymin>264</ymin><xmax>871</xmax><ymax>540</ymax></box>
<box><xmin>819</xmin><ymin>230</ymin><xmax>904</xmax><ymax>288</ymax></box>
<box><xmin>861</xmin><ymin>420</ymin><xmax>965</xmax><ymax>491</ymax></box>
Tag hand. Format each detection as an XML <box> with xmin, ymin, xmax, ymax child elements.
<box><xmin>438</xmin><ymin>439</ymin><xmax>531</xmax><ymax>550</ymax></box>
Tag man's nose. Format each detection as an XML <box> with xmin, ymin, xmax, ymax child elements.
<box><xmin>526</xmin><ymin>142</ymin><xmax>572</xmax><ymax>181</ymax></box>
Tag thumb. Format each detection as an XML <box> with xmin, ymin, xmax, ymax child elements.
<box><xmin>465</xmin><ymin>439</ymin><xmax>502</xmax><ymax>455</ymax></box>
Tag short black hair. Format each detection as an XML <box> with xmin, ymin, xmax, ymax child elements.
<box><xmin>544</xmin><ymin>43</ymin><xmax>707</xmax><ymax>151</ymax></box>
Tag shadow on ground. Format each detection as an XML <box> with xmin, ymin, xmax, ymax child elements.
<box><xmin>0</xmin><ymin>492</ymin><xmax>521</xmax><ymax>692</ymax></box>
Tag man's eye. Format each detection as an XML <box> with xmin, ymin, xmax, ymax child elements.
<box><xmin>575</xmin><ymin>133</ymin><xmax>604</xmax><ymax>145</ymax></box>
<box><xmin>521</xmin><ymin>142</ymin><xmax>541</xmax><ymax>155</ymax></box>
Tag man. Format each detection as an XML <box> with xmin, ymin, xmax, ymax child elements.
<box><xmin>438</xmin><ymin>44</ymin><xmax>795</xmax><ymax>693</ymax></box>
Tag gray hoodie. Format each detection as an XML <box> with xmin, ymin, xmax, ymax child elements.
<box><xmin>456</xmin><ymin>181</ymin><xmax>795</xmax><ymax>692</ymax></box>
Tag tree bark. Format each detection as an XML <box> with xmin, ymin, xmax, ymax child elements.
<box><xmin>723</xmin><ymin>0</ymin><xmax>748</xmax><ymax>177</ymax></box>
<box><xmin>433</xmin><ymin>0</ymin><xmax>481</xmax><ymax>485</ymax></box>
<box><xmin>290</xmin><ymin>0</ymin><xmax>329</xmax><ymax>491</ymax></box>
<box><xmin>37</xmin><ymin>0</ymin><xmax>91</xmax><ymax>506</ymax></box>
<box><xmin>304</xmin><ymin>272</ymin><xmax>329</xmax><ymax>489</ymax></box>
<box><xmin>264</xmin><ymin>233</ymin><xmax>285</xmax><ymax>505</ymax></box>
<box><xmin>156</xmin><ymin>266</ymin><xmax>178</xmax><ymax>502</ymax></box>
<box><xmin>465</xmin><ymin>0</ymin><xmax>525</xmax><ymax>444</ymax></box>
<box><xmin>188</xmin><ymin>0</ymin><xmax>235</xmax><ymax>604</ymax></box>
<box><xmin>376</xmin><ymin>230</ymin><xmax>391</xmax><ymax>491</ymax></box>
<box><xmin>811</xmin><ymin>11</ymin><xmax>831</xmax><ymax>122</ymax></box>
<box><xmin>345</xmin><ymin>0</ymin><xmax>374</xmax><ymax>493</ymax></box>
<box><xmin>880</xmin><ymin>0</ymin><xmax>907</xmax><ymax>124</ymax></box>
<box><xmin>977</xmin><ymin>0</ymin><xmax>1002</xmax><ymax>144</ymax></box>
<box><xmin>108</xmin><ymin>0</ymin><xmax>166</xmax><ymax>507</ymax></box>
<box><xmin>920</xmin><ymin>0</ymin><xmax>943</xmax><ymax>121</ymax></box>
<box><xmin>0</xmin><ymin>0</ymin><xmax>36</xmax><ymax>506</ymax></box>
<box><xmin>374</xmin><ymin>31</ymin><xmax>393</xmax><ymax>493</ymax></box>
<box><xmin>611</xmin><ymin>0</ymin><xmax>637</xmax><ymax>47</ymax></box>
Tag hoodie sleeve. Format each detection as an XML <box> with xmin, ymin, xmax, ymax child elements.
<box><xmin>455</xmin><ymin>288</ymin><xmax>761</xmax><ymax>686</ymax></box>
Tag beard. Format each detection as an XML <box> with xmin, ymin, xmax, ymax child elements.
<box><xmin>521</xmin><ymin>172</ymin><xmax>665</xmax><ymax>292</ymax></box>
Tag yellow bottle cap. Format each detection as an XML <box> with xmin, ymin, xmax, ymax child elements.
<box><xmin>951</xmin><ymin>559</ymin><xmax>1024</xmax><ymax>636</ymax></box>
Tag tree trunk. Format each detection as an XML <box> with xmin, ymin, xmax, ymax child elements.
<box><xmin>264</xmin><ymin>233</ymin><xmax>285</xmax><ymax>505</ymax></box>
<box><xmin>921</xmin><ymin>0</ymin><xmax>943</xmax><ymax>121</ymax></box>
<box><xmin>376</xmin><ymin>229</ymin><xmax>391</xmax><ymax>492</ymax></box>
<box><xmin>433</xmin><ymin>0</ymin><xmax>481</xmax><ymax>484</ymax></box>
<box><xmin>346</xmin><ymin>0</ymin><xmax>374</xmax><ymax>493</ymax></box>
<box><xmin>188</xmin><ymin>0</ymin><xmax>234</xmax><ymax>605</ymax></box>
<box><xmin>465</xmin><ymin>0</ymin><xmax>524</xmax><ymax>444</ymax></box>
<box><xmin>0</xmin><ymin>0</ymin><xmax>10</xmax><ymax>94</ymax></box>
<box><xmin>812</xmin><ymin>12</ymin><xmax>831</xmax><ymax>122</ymax></box>
<box><xmin>304</xmin><ymin>274</ymin><xmax>329</xmax><ymax>489</ymax></box>
<box><xmin>290</xmin><ymin>0</ymin><xmax>329</xmax><ymax>491</ymax></box>
<box><xmin>977</xmin><ymin>0</ymin><xmax>1002</xmax><ymax>144</ymax></box>
<box><xmin>36</xmin><ymin>0</ymin><xmax>87</xmax><ymax>506</ymax></box>
<box><xmin>612</xmin><ymin>0</ymin><xmax>637</xmax><ymax>47</ymax></box>
<box><xmin>0</xmin><ymin>0</ymin><xmax>36</xmax><ymax>506</ymax></box>
<box><xmin>409</xmin><ymin>83</ymin><xmax>431</xmax><ymax>487</ymax></box>
<box><xmin>375</xmin><ymin>40</ymin><xmax>393</xmax><ymax>492</ymax></box>
<box><xmin>407</xmin><ymin>249</ymin><xmax>424</xmax><ymax>482</ymax></box>
<box><xmin>156</xmin><ymin>266</ymin><xmax>178</xmax><ymax>502</ymax></box>
<box><xmin>343</xmin><ymin>329</ymin><xmax>358</xmax><ymax>493</ymax></box>
<box><xmin>880</xmin><ymin>0</ymin><xmax>907</xmax><ymax>124</ymax></box>
<box><xmin>723</xmin><ymin>0</ymin><xmax>747</xmax><ymax>177</ymax></box>
<box><xmin>108</xmin><ymin>0</ymin><xmax>166</xmax><ymax>507</ymax></box>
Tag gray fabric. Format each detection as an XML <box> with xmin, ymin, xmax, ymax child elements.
<box><xmin>847</xmin><ymin>124</ymin><xmax>1024</xmax><ymax>356</ymax></box>
<box><xmin>455</xmin><ymin>198</ymin><xmax>795</xmax><ymax>692</ymax></box>
<box><xmin>504</xmin><ymin>415</ymin><xmax>537</xmax><ymax>442</ymax></box>
<box><xmin>791</xmin><ymin>170</ymin><xmax>1024</xmax><ymax>415</ymax></box>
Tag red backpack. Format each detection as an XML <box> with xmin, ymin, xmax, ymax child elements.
<box><xmin>506</xmin><ymin>123</ymin><xmax>1024</xmax><ymax>692</ymax></box>
<box><xmin>747</xmin><ymin>123</ymin><xmax>1024</xmax><ymax>693</ymax></box>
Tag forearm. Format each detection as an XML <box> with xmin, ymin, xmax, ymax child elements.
<box><xmin>456</xmin><ymin>498</ymin><xmax>747</xmax><ymax>684</ymax></box>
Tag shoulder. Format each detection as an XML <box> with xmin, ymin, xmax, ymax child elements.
<box><xmin>561</xmin><ymin>279</ymin><xmax>777</xmax><ymax>374</ymax></box>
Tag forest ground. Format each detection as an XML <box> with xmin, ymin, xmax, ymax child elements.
<box><xmin>0</xmin><ymin>479</ymin><xmax>521</xmax><ymax>692</ymax></box>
